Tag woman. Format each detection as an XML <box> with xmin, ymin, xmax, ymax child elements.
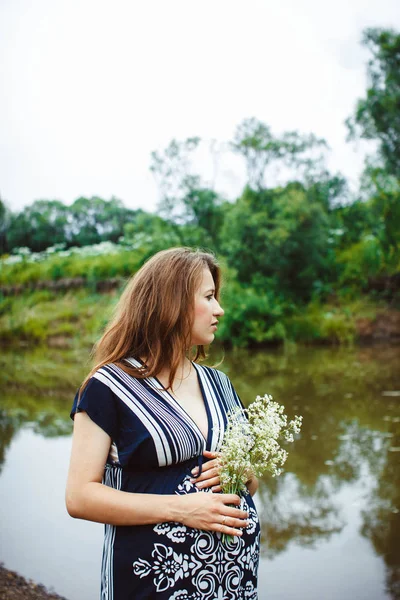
<box><xmin>66</xmin><ymin>247</ymin><xmax>260</xmax><ymax>599</ymax></box>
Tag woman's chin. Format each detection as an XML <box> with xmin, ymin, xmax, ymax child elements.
<box><xmin>191</xmin><ymin>334</ymin><xmax>215</xmax><ymax>346</ymax></box>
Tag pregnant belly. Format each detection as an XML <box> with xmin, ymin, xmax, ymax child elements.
<box><xmin>110</xmin><ymin>468</ymin><xmax>260</xmax><ymax>599</ymax></box>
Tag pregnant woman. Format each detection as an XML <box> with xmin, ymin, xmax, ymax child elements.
<box><xmin>66</xmin><ymin>247</ymin><xmax>260</xmax><ymax>599</ymax></box>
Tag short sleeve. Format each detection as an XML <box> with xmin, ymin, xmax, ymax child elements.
<box><xmin>70</xmin><ymin>377</ymin><xmax>118</xmax><ymax>440</ymax></box>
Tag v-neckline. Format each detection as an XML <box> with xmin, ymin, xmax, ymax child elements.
<box><xmin>127</xmin><ymin>357</ymin><xmax>211</xmax><ymax>447</ymax></box>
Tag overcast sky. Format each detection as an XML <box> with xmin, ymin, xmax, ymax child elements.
<box><xmin>1</xmin><ymin>0</ymin><xmax>399</xmax><ymax>213</ymax></box>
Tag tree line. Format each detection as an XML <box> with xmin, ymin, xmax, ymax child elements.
<box><xmin>0</xmin><ymin>195</ymin><xmax>143</xmax><ymax>253</ymax></box>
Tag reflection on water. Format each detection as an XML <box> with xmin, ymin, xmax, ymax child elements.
<box><xmin>0</xmin><ymin>344</ymin><xmax>399</xmax><ymax>599</ymax></box>
<box><xmin>0</xmin><ymin>345</ymin><xmax>89</xmax><ymax>470</ymax></box>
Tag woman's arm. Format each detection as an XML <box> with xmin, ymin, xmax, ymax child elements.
<box><xmin>65</xmin><ymin>412</ymin><xmax>249</xmax><ymax>537</ymax></box>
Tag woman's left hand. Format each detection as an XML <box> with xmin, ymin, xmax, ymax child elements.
<box><xmin>190</xmin><ymin>450</ymin><xmax>221</xmax><ymax>492</ymax></box>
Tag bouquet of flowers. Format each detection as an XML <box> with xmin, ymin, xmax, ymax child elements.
<box><xmin>218</xmin><ymin>394</ymin><xmax>302</xmax><ymax>524</ymax></box>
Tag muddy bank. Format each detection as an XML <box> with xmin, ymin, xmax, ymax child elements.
<box><xmin>356</xmin><ymin>308</ymin><xmax>400</xmax><ymax>342</ymax></box>
<box><xmin>0</xmin><ymin>564</ymin><xmax>67</xmax><ymax>600</ymax></box>
<box><xmin>0</xmin><ymin>277</ymin><xmax>122</xmax><ymax>296</ymax></box>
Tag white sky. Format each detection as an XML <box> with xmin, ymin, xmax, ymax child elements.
<box><xmin>1</xmin><ymin>0</ymin><xmax>399</xmax><ymax>213</ymax></box>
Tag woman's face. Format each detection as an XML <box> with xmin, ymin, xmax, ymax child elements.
<box><xmin>191</xmin><ymin>268</ymin><xmax>224</xmax><ymax>346</ymax></box>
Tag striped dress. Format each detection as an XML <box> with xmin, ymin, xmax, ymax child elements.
<box><xmin>70</xmin><ymin>358</ymin><xmax>260</xmax><ymax>600</ymax></box>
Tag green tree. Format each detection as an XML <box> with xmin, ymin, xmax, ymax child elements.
<box><xmin>306</xmin><ymin>173</ymin><xmax>348</xmax><ymax>212</ymax></box>
<box><xmin>221</xmin><ymin>183</ymin><xmax>332</xmax><ymax>303</ymax></box>
<box><xmin>0</xmin><ymin>196</ymin><xmax>10</xmax><ymax>254</ymax></box>
<box><xmin>345</xmin><ymin>27</ymin><xmax>400</xmax><ymax>280</ymax></box>
<box><xmin>150</xmin><ymin>137</ymin><xmax>226</xmax><ymax>249</ymax></box>
<box><xmin>150</xmin><ymin>137</ymin><xmax>201</xmax><ymax>222</ymax></box>
<box><xmin>346</xmin><ymin>28</ymin><xmax>400</xmax><ymax>178</ymax></box>
<box><xmin>329</xmin><ymin>199</ymin><xmax>376</xmax><ymax>250</ymax></box>
<box><xmin>123</xmin><ymin>211</ymin><xmax>181</xmax><ymax>252</ymax></box>
<box><xmin>365</xmin><ymin>167</ymin><xmax>400</xmax><ymax>269</ymax></box>
<box><xmin>7</xmin><ymin>200</ymin><xmax>68</xmax><ymax>252</ymax></box>
<box><xmin>232</xmin><ymin>117</ymin><xmax>327</xmax><ymax>190</ymax></box>
<box><xmin>68</xmin><ymin>196</ymin><xmax>138</xmax><ymax>246</ymax></box>
<box><xmin>6</xmin><ymin>211</ymin><xmax>31</xmax><ymax>250</ymax></box>
<box><xmin>181</xmin><ymin>188</ymin><xmax>225</xmax><ymax>249</ymax></box>
<box><xmin>5</xmin><ymin>196</ymin><xmax>139</xmax><ymax>252</ymax></box>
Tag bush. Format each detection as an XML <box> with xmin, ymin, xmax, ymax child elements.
<box><xmin>336</xmin><ymin>235</ymin><xmax>384</xmax><ymax>291</ymax></box>
<box><xmin>218</xmin><ymin>276</ymin><xmax>292</xmax><ymax>346</ymax></box>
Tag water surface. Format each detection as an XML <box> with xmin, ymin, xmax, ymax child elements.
<box><xmin>0</xmin><ymin>344</ymin><xmax>399</xmax><ymax>599</ymax></box>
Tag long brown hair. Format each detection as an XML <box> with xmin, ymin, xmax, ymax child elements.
<box><xmin>79</xmin><ymin>247</ymin><xmax>221</xmax><ymax>397</ymax></box>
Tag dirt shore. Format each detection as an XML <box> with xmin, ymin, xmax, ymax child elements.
<box><xmin>0</xmin><ymin>564</ymin><xmax>67</xmax><ymax>600</ymax></box>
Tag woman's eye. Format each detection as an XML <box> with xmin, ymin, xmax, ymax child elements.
<box><xmin>206</xmin><ymin>295</ymin><xmax>214</xmax><ymax>301</ymax></box>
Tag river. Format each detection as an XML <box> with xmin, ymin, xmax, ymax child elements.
<box><xmin>0</xmin><ymin>344</ymin><xmax>399</xmax><ymax>599</ymax></box>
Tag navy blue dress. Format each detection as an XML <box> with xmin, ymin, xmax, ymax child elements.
<box><xmin>70</xmin><ymin>358</ymin><xmax>260</xmax><ymax>599</ymax></box>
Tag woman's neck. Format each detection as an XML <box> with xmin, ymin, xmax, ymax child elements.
<box><xmin>155</xmin><ymin>356</ymin><xmax>193</xmax><ymax>390</ymax></box>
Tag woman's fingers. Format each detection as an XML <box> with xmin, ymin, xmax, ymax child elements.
<box><xmin>192</xmin><ymin>465</ymin><xmax>219</xmax><ymax>486</ymax></box>
<box><xmin>179</xmin><ymin>492</ymin><xmax>248</xmax><ymax>536</ymax></box>
<box><xmin>223</xmin><ymin>505</ymin><xmax>248</xmax><ymax>521</ymax></box>
<box><xmin>219</xmin><ymin>493</ymin><xmax>243</xmax><ymax>507</ymax></box>
<box><xmin>191</xmin><ymin>457</ymin><xmax>219</xmax><ymax>477</ymax></box>
<box><xmin>191</xmin><ymin>464</ymin><xmax>218</xmax><ymax>479</ymax></box>
<box><xmin>203</xmin><ymin>450</ymin><xmax>220</xmax><ymax>459</ymax></box>
<box><xmin>221</xmin><ymin>515</ymin><xmax>248</xmax><ymax>529</ymax></box>
<box><xmin>216</xmin><ymin>523</ymin><xmax>243</xmax><ymax>536</ymax></box>
<box><xmin>217</xmin><ymin>495</ymin><xmax>249</xmax><ymax>521</ymax></box>
<box><xmin>213</xmin><ymin>506</ymin><xmax>249</xmax><ymax>536</ymax></box>
<box><xmin>195</xmin><ymin>476</ymin><xmax>219</xmax><ymax>490</ymax></box>
<box><xmin>190</xmin><ymin>453</ymin><xmax>221</xmax><ymax>488</ymax></box>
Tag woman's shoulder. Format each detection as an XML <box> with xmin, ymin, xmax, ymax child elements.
<box><xmin>89</xmin><ymin>360</ymin><xmax>146</xmax><ymax>390</ymax></box>
<box><xmin>76</xmin><ymin>363</ymin><xmax>148</xmax><ymax>415</ymax></box>
<box><xmin>91</xmin><ymin>358</ymin><xmax>141</xmax><ymax>379</ymax></box>
<box><xmin>81</xmin><ymin>363</ymin><xmax>137</xmax><ymax>399</ymax></box>
<box><xmin>88</xmin><ymin>363</ymin><xmax>119</xmax><ymax>384</ymax></box>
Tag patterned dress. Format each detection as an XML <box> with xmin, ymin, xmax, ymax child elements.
<box><xmin>70</xmin><ymin>358</ymin><xmax>260</xmax><ymax>599</ymax></box>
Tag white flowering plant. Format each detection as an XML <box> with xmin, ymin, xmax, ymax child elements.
<box><xmin>218</xmin><ymin>394</ymin><xmax>302</xmax><ymax>541</ymax></box>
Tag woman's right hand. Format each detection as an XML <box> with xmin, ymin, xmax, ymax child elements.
<box><xmin>176</xmin><ymin>492</ymin><xmax>248</xmax><ymax>537</ymax></box>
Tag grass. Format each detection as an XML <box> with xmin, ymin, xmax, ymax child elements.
<box><xmin>283</xmin><ymin>297</ymin><xmax>385</xmax><ymax>344</ymax></box>
<box><xmin>0</xmin><ymin>247</ymin><xmax>146</xmax><ymax>286</ymax></box>
<box><xmin>0</xmin><ymin>289</ymin><xmax>119</xmax><ymax>347</ymax></box>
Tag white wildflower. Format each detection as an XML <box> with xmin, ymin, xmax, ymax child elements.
<box><xmin>218</xmin><ymin>394</ymin><xmax>303</xmax><ymax>495</ymax></box>
<box><xmin>217</xmin><ymin>394</ymin><xmax>302</xmax><ymax>544</ymax></box>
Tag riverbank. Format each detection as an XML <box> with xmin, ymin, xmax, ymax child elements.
<box><xmin>0</xmin><ymin>564</ymin><xmax>67</xmax><ymax>600</ymax></box>
<box><xmin>1</xmin><ymin>286</ymin><xmax>399</xmax><ymax>349</ymax></box>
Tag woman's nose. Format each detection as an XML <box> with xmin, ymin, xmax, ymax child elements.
<box><xmin>215</xmin><ymin>301</ymin><xmax>224</xmax><ymax>316</ymax></box>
